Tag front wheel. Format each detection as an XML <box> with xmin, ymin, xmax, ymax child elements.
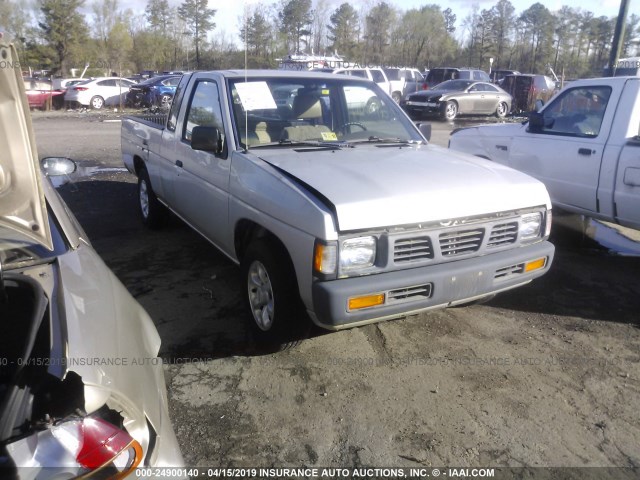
<box><xmin>242</xmin><ymin>239</ymin><xmax>309</xmax><ymax>349</ymax></box>
<box><xmin>138</xmin><ymin>168</ymin><xmax>167</xmax><ymax>228</ymax></box>
<box><xmin>496</xmin><ymin>101</ymin><xmax>508</xmax><ymax>118</ymax></box>
<box><xmin>442</xmin><ymin>101</ymin><xmax>458</xmax><ymax>121</ymax></box>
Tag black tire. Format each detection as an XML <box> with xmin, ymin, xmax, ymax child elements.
<box><xmin>138</xmin><ymin>168</ymin><xmax>167</xmax><ymax>229</ymax></box>
<box><xmin>241</xmin><ymin>239</ymin><xmax>309</xmax><ymax>349</ymax></box>
<box><xmin>392</xmin><ymin>91</ymin><xmax>402</xmax><ymax>103</ymax></box>
<box><xmin>496</xmin><ymin>101</ymin><xmax>508</xmax><ymax>118</ymax></box>
<box><xmin>442</xmin><ymin>100</ymin><xmax>458</xmax><ymax>120</ymax></box>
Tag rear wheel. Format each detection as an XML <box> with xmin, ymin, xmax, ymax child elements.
<box><xmin>442</xmin><ymin>101</ymin><xmax>458</xmax><ymax>120</ymax></box>
<box><xmin>496</xmin><ymin>101</ymin><xmax>508</xmax><ymax>118</ymax></box>
<box><xmin>241</xmin><ymin>239</ymin><xmax>309</xmax><ymax>349</ymax></box>
<box><xmin>138</xmin><ymin>167</ymin><xmax>167</xmax><ymax>229</ymax></box>
<box><xmin>392</xmin><ymin>91</ymin><xmax>402</xmax><ymax>103</ymax></box>
<box><xmin>90</xmin><ymin>96</ymin><xmax>104</xmax><ymax>110</ymax></box>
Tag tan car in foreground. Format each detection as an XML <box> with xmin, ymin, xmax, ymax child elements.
<box><xmin>0</xmin><ymin>43</ymin><xmax>184</xmax><ymax>478</ymax></box>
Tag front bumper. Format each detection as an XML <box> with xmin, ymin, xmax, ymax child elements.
<box><xmin>311</xmin><ymin>241</ymin><xmax>554</xmax><ymax>329</ymax></box>
<box><xmin>401</xmin><ymin>100</ymin><xmax>442</xmax><ymax>116</ymax></box>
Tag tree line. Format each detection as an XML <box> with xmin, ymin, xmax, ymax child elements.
<box><xmin>0</xmin><ymin>0</ymin><xmax>638</xmax><ymax>79</ymax></box>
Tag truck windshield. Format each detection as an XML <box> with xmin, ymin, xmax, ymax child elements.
<box><xmin>228</xmin><ymin>77</ymin><xmax>423</xmax><ymax>148</ymax></box>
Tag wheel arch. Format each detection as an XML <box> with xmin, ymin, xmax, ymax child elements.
<box><xmin>234</xmin><ymin>220</ymin><xmax>295</xmax><ymax>274</ymax></box>
<box><xmin>133</xmin><ymin>155</ymin><xmax>145</xmax><ymax>177</ymax></box>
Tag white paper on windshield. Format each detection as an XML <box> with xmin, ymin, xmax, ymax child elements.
<box><xmin>235</xmin><ymin>81</ymin><xmax>277</xmax><ymax>110</ymax></box>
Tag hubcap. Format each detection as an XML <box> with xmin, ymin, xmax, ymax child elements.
<box><xmin>446</xmin><ymin>104</ymin><xmax>456</xmax><ymax>118</ymax></box>
<box><xmin>247</xmin><ymin>260</ymin><xmax>274</xmax><ymax>331</ymax></box>
<box><xmin>139</xmin><ymin>179</ymin><xmax>149</xmax><ymax>218</ymax></box>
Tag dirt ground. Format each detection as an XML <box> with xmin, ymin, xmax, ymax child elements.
<box><xmin>32</xmin><ymin>113</ymin><xmax>640</xmax><ymax>472</ymax></box>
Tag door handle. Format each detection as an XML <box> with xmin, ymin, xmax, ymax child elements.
<box><xmin>578</xmin><ymin>148</ymin><xmax>594</xmax><ymax>156</ymax></box>
<box><xmin>175</xmin><ymin>160</ymin><xmax>183</xmax><ymax>168</ymax></box>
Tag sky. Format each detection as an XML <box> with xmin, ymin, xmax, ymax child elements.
<box><xmin>103</xmin><ymin>0</ymin><xmax>634</xmax><ymax>48</ymax></box>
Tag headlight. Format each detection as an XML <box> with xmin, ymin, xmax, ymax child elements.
<box><xmin>520</xmin><ymin>212</ymin><xmax>543</xmax><ymax>241</ymax></box>
<box><xmin>340</xmin><ymin>236</ymin><xmax>376</xmax><ymax>271</ymax></box>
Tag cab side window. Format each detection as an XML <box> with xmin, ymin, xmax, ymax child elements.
<box><xmin>167</xmin><ymin>75</ymin><xmax>190</xmax><ymax>131</ymax></box>
<box><xmin>183</xmin><ymin>80</ymin><xmax>227</xmax><ymax>157</ymax></box>
<box><xmin>541</xmin><ymin>86</ymin><xmax>611</xmax><ymax>137</ymax></box>
<box><xmin>370</xmin><ymin>69</ymin><xmax>385</xmax><ymax>83</ymax></box>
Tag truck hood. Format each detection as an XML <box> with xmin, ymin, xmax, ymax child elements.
<box><xmin>0</xmin><ymin>43</ymin><xmax>53</xmax><ymax>250</ymax></box>
<box><xmin>255</xmin><ymin>144</ymin><xmax>550</xmax><ymax>231</ymax></box>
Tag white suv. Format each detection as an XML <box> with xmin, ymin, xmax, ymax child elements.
<box><xmin>332</xmin><ymin>67</ymin><xmax>391</xmax><ymax>96</ymax></box>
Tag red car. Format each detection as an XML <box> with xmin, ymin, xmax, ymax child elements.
<box><xmin>23</xmin><ymin>77</ymin><xmax>65</xmax><ymax>109</ymax></box>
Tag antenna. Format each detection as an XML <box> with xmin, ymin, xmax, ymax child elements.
<box><xmin>244</xmin><ymin>1</ymin><xmax>249</xmax><ymax>151</ymax></box>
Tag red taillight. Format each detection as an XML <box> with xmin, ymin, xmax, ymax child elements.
<box><xmin>51</xmin><ymin>417</ymin><xmax>143</xmax><ymax>476</ymax></box>
<box><xmin>421</xmin><ymin>83</ymin><xmax>428</xmax><ymax>90</ymax></box>
<box><xmin>74</xmin><ymin>86</ymin><xmax>89</xmax><ymax>91</ymax></box>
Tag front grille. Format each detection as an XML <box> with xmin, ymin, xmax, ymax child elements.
<box><xmin>494</xmin><ymin>263</ymin><xmax>524</xmax><ymax>279</ymax></box>
<box><xmin>439</xmin><ymin>228</ymin><xmax>484</xmax><ymax>256</ymax></box>
<box><xmin>394</xmin><ymin>236</ymin><xmax>433</xmax><ymax>263</ymax></box>
<box><xmin>487</xmin><ymin>222</ymin><xmax>518</xmax><ymax>247</ymax></box>
<box><xmin>387</xmin><ymin>284</ymin><xmax>432</xmax><ymax>303</ymax></box>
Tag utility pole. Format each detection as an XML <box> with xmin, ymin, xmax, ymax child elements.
<box><xmin>608</xmin><ymin>0</ymin><xmax>630</xmax><ymax>76</ymax></box>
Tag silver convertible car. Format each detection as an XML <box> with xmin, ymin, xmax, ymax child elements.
<box><xmin>0</xmin><ymin>43</ymin><xmax>184</xmax><ymax>478</ymax></box>
<box><xmin>400</xmin><ymin>79</ymin><xmax>512</xmax><ymax>121</ymax></box>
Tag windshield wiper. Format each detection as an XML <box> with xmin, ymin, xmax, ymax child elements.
<box><xmin>346</xmin><ymin>136</ymin><xmax>422</xmax><ymax>145</ymax></box>
<box><xmin>247</xmin><ymin>139</ymin><xmax>350</xmax><ymax>149</ymax></box>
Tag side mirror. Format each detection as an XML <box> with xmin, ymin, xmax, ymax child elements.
<box><xmin>417</xmin><ymin>122</ymin><xmax>432</xmax><ymax>141</ymax></box>
<box><xmin>528</xmin><ymin>112</ymin><xmax>545</xmax><ymax>132</ymax></box>
<box><xmin>191</xmin><ymin>126</ymin><xmax>223</xmax><ymax>155</ymax></box>
<box><xmin>41</xmin><ymin>157</ymin><xmax>77</xmax><ymax>176</ymax></box>
<box><xmin>534</xmin><ymin>99</ymin><xmax>544</xmax><ymax>112</ymax></box>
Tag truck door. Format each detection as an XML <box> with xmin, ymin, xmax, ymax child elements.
<box><xmin>614</xmin><ymin>137</ymin><xmax>640</xmax><ymax>228</ymax></box>
<box><xmin>508</xmin><ymin>85</ymin><xmax>612</xmax><ymax>215</ymax></box>
<box><xmin>171</xmin><ymin>78</ymin><xmax>230</xmax><ymax>250</ymax></box>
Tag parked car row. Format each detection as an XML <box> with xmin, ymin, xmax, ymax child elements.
<box><xmin>23</xmin><ymin>73</ymin><xmax>181</xmax><ymax>110</ymax></box>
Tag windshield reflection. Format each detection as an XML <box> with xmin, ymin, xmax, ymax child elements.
<box><xmin>228</xmin><ymin>77</ymin><xmax>422</xmax><ymax>148</ymax></box>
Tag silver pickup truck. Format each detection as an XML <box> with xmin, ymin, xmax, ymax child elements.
<box><xmin>122</xmin><ymin>70</ymin><xmax>555</xmax><ymax>345</ymax></box>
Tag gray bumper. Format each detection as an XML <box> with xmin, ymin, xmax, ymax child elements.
<box><xmin>311</xmin><ymin>241</ymin><xmax>554</xmax><ymax>329</ymax></box>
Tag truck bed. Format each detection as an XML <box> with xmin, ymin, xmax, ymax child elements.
<box><xmin>123</xmin><ymin>113</ymin><xmax>168</xmax><ymax>129</ymax></box>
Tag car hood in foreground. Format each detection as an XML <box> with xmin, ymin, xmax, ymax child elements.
<box><xmin>256</xmin><ymin>144</ymin><xmax>550</xmax><ymax>231</ymax></box>
<box><xmin>0</xmin><ymin>43</ymin><xmax>53</xmax><ymax>250</ymax></box>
